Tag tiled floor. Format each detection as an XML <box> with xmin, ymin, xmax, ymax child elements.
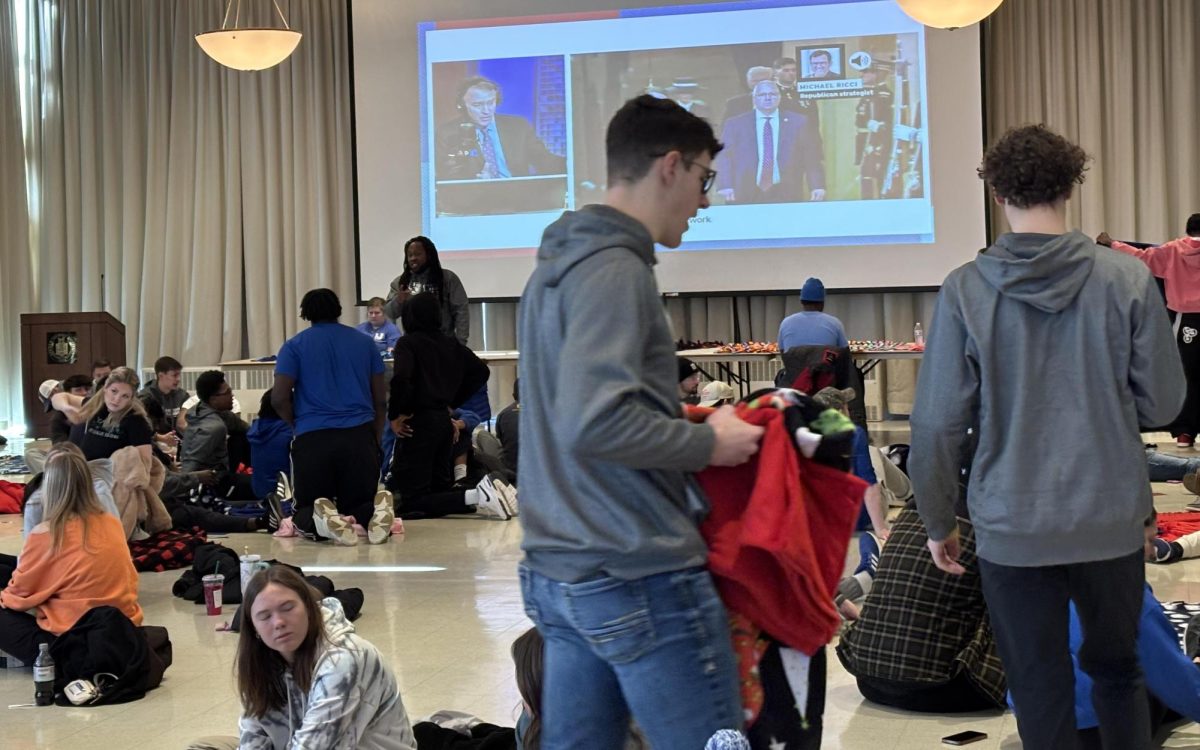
<box><xmin>2</xmin><ymin>430</ymin><xmax>1200</xmax><ymax>749</ymax></box>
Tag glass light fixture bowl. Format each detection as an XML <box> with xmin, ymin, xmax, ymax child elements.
<box><xmin>195</xmin><ymin>28</ymin><xmax>302</xmax><ymax>71</ymax></box>
<box><xmin>895</xmin><ymin>0</ymin><xmax>1005</xmax><ymax>29</ymax></box>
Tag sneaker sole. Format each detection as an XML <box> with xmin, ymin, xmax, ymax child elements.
<box><xmin>493</xmin><ymin>479</ymin><xmax>518</xmax><ymax>519</ymax></box>
<box><xmin>367</xmin><ymin>491</ymin><xmax>394</xmax><ymax>544</ymax></box>
<box><xmin>314</xmin><ymin>498</ymin><xmax>358</xmax><ymax>546</ymax></box>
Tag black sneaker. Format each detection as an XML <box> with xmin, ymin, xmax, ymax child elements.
<box><xmin>264</xmin><ymin>491</ymin><xmax>286</xmax><ymax>533</ymax></box>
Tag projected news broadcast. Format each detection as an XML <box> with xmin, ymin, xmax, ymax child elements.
<box><xmin>419</xmin><ymin>1</ymin><xmax>932</xmax><ymax>253</ymax></box>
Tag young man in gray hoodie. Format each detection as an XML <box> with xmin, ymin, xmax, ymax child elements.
<box><xmin>911</xmin><ymin>124</ymin><xmax>1186</xmax><ymax>750</ymax></box>
<box><xmin>517</xmin><ymin>95</ymin><xmax>764</xmax><ymax>750</ymax></box>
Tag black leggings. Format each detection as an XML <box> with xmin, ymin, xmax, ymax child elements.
<box><xmin>1171</xmin><ymin>311</ymin><xmax>1200</xmax><ymax>436</ymax></box>
<box><xmin>0</xmin><ymin>555</ymin><xmax>53</xmax><ymax>664</ymax></box>
<box><xmin>386</xmin><ymin>410</ymin><xmax>476</xmax><ymax>519</ymax></box>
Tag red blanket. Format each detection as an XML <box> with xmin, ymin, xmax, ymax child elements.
<box><xmin>698</xmin><ymin>406</ymin><xmax>867</xmax><ymax>655</ymax></box>
<box><xmin>0</xmin><ymin>479</ymin><xmax>25</xmax><ymax>515</ymax></box>
<box><xmin>1158</xmin><ymin>511</ymin><xmax>1200</xmax><ymax>542</ymax></box>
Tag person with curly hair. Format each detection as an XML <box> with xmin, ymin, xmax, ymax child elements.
<box><xmin>910</xmin><ymin>124</ymin><xmax>1186</xmax><ymax>750</ymax></box>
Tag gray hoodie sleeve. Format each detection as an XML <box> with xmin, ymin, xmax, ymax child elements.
<box><xmin>383</xmin><ymin>275</ymin><xmax>404</xmax><ymax>322</ymax></box>
<box><xmin>910</xmin><ymin>281</ymin><xmax>978</xmax><ymax>543</ymax></box>
<box><xmin>554</xmin><ymin>258</ymin><xmax>715</xmax><ymax>471</ymax></box>
<box><xmin>444</xmin><ymin>271</ymin><xmax>470</xmax><ymax>344</ymax></box>
<box><xmin>1129</xmin><ymin>271</ymin><xmax>1187</xmax><ymax>427</ymax></box>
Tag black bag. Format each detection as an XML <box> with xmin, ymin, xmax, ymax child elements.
<box><xmin>50</xmin><ymin>606</ymin><xmax>171</xmax><ymax>706</ymax></box>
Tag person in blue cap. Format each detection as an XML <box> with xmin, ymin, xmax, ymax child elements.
<box><xmin>777</xmin><ymin>277</ymin><xmax>848</xmax><ymax>350</ymax></box>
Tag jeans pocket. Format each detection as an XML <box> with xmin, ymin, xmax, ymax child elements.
<box><xmin>517</xmin><ymin>564</ymin><xmax>541</xmax><ymax>624</ymax></box>
<box><xmin>563</xmin><ymin>576</ymin><xmax>655</xmax><ymax>664</ymax></box>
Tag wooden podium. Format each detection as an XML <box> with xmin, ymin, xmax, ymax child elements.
<box><xmin>21</xmin><ymin>312</ymin><xmax>126</xmax><ymax>437</ymax></box>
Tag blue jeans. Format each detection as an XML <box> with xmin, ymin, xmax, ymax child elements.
<box><xmin>519</xmin><ymin>564</ymin><xmax>742</xmax><ymax>750</ymax></box>
<box><xmin>1145</xmin><ymin>449</ymin><xmax>1200</xmax><ymax>482</ymax></box>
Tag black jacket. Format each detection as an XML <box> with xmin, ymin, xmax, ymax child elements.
<box><xmin>388</xmin><ymin>332</ymin><xmax>489</xmax><ymax>419</ymax></box>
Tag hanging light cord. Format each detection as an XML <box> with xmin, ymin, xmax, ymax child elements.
<box><xmin>218</xmin><ymin>0</ymin><xmax>291</xmax><ymax>31</ymax></box>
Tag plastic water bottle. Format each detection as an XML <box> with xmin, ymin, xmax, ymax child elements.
<box><xmin>34</xmin><ymin>643</ymin><xmax>55</xmax><ymax>706</ymax></box>
<box><xmin>914</xmin><ymin>322</ymin><xmax>925</xmax><ymax>347</ymax></box>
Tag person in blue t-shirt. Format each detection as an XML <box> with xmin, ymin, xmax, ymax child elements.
<box><xmin>354</xmin><ymin>296</ymin><xmax>402</xmax><ymax>356</ymax></box>
<box><xmin>271</xmin><ymin>288</ymin><xmax>392</xmax><ymax>546</ymax></box>
<box><xmin>777</xmin><ymin>277</ymin><xmax>849</xmax><ymax>350</ymax></box>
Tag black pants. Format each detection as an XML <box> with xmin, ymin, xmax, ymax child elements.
<box><xmin>291</xmin><ymin>422</ymin><xmax>380</xmax><ymax>533</ymax></box>
<box><xmin>856</xmin><ymin>671</ymin><xmax>1001</xmax><ymax>714</ymax></box>
<box><xmin>164</xmin><ymin>498</ymin><xmax>253</xmax><ymax>534</ymax></box>
<box><xmin>0</xmin><ymin>608</ymin><xmax>53</xmax><ymax>664</ymax></box>
<box><xmin>980</xmin><ymin>550</ymin><xmax>1149</xmax><ymax>750</ymax></box>
<box><xmin>1171</xmin><ymin>311</ymin><xmax>1200</xmax><ymax>436</ymax></box>
<box><xmin>413</xmin><ymin>722</ymin><xmax>515</xmax><ymax>750</ymax></box>
<box><xmin>386</xmin><ymin>410</ymin><xmax>476</xmax><ymax>519</ymax></box>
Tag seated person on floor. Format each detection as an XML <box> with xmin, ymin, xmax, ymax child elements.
<box><xmin>812</xmin><ymin>386</ymin><xmax>889</xmax><ymax>538</ymax></box>
<box><xmin>25</xmin><ymin>375</ymin><xmax>94</xmax><ymax>474</ymax></box>
<box><xmin>413</xmin><ymin>627</ymin><xmax>651</xmax><ymax>750</ymax></box>
<box><xmin>355</xmin><ymin>296</ymin><xmax>402</xmax><ymax>356</ymax></box>
<box><xmin>90</xmin><ymin>358</ymin><xmax>113</xmax><ymax>391</ymax></box>
<box><xmin>180</xmin><ymin>370</ymin><xmax>255</xmax><ymax>501</ymax></box>
<box><xmin>247</xmin><ymin>389</ymin><xmax>294</xmax><ymax>502</ymax></box>
<box><xmin>191</xmin><ymin>566</ymin><xmax>417</xmax><ymax>750</ymax></box>
<box><xmin>46</xmin><ymin>375</ymin><xmax>92</xmax><ymax>444</ymax></box>
<box><xmin>386</xmin><ymin>293</ymin><xmax>515</xmax><ymax>520</ymax></box>
<box><xmin>835</xmin><ymin>504</ymin><xmax>1007</xmax><ymax>714</ymax></box>
<box><xmin>494</xmin><ymin>379</ymin><xmax>521</xmax><ymax>478</ymax></box>
<box><xmin>68</xmin><ymin>366</ymin><xmax>154</xmax><ymax>464</ymax></box>
<box><xmin>678</xmin><ymin>358</ymin><xmax>702</xmax><ymax>405</ymax></box>
<box><xmin>698</xmin><ymin>380</ymin><xmax>736</xmax><ymax>408</ymax></box>
<box><xmin>139</xmin><ymin>355</ymin><xmax>190</xmax><ymax>437</ymax></box>
<box><xmin>838</xmin><ymin>507</ymin><xmax>1200</xmax><ymax>745</ymax></box>
<box><xmin>450</xmin><ymin>405</ymin><xmax>484</xmax><ymax>485</ymax></box>
<box><xmin>0</xmin><ymin>448</ymin><xmax>143</xmax><ymax>665</ymax></box>
<box><xmin>21</xmin><ymin>442</ymin><xmax>119</xmax><ymax>540</ymax></box>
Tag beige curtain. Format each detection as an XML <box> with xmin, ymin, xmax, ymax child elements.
<box><xmin>1</xmin><ymin>0</ymin><xmax>353</xmax><ymax>430</ymax></box>
<box><xmin>983</xmin><ymin>0</ymin><xmax>1200</xmax><ymax>241</ymax></box>
<box><xmin>0</xmin><ymin>0</ymin><xmax>33</xmax><ymax>432</ymax></box>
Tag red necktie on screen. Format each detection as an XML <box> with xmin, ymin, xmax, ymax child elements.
<box><xmin>759</xmin><ymin>116</ymin><xmax>775</xmax><ymax>192</ymax></box>
<box><xmin>479</xmin><ymin>128</ymin><xmax>499</xmax><ymax>179</ymax></box>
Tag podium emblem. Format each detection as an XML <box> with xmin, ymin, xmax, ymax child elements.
<box><xmin>47</xmin><ymin>332</ymin><xmax>77</xmax><ymax>364</ymax></box>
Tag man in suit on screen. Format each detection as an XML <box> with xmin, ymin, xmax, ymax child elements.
<box><xmin>436</xmin><ymin>76</ymin><xmax>565</xmax><ymax>180</ymax></box>
<box><xmin>715</xmin><ymin>80</ymin><xmax>825</xmax><ymax>204</ymax></box>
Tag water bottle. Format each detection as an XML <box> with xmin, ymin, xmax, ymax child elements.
<box><xmin>34</xmin><ymin>643</ymin><xmax>55</xmax><ymax>706</ymax></box>
<box><xmin>914</xmin><ymin>321</ymin><xmax>925</xmax><ymax>347</ymax></box>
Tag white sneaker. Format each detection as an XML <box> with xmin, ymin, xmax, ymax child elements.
<box><xmin>473</xmin><ymin>474</ymin><xmax>512</xmax><ymax>520</ymax></box>
<box><xmin>367</xmin><ymin>491</ymin><xmax>394</xmax><ymax>544</ymax></box>
<box><xmin>493</xmin><ymin>477</ymin><xmax>518</xmax><ymax>518</ymax></box>
<box><xmin>313</xmin><ymin>498</ymin><xmax>358</xmax><ymax>546</ymax></box>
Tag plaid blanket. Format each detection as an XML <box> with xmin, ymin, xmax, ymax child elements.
<box><xmin>128</xmin><ymin>527</ymin><xmax>208</xmax><ymax>572</ymax></box>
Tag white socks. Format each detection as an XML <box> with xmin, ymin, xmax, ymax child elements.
<box><xmin>454</xmin><ymin>464</ymin><xmax>468</xmax><ymax>481</ymax></box>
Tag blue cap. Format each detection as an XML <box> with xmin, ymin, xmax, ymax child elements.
<box><xmin>800</xmin><ymin>277</ymin><xmax>825</xmax><ymax>302</ymax></box>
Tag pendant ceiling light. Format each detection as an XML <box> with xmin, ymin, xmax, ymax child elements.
<box><xmin>895</xmin><ymin>0</ymin><xmax>1005</xmax><ymax>29</ymax></box>
<box><xmin>195</xmin><ymin>0</ymin><xmax>302</xmax><ymax>71</ymax></box>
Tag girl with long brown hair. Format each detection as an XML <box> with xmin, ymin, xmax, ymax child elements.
<box><xmin>0</xmin><ymin>448</ymin><xmax>142</xmax><ymax>663</ymax></box>
<box><xmin>234</xmin><ymin>566</ymin><xmax>416</xmax><ymax>749</ymax></box>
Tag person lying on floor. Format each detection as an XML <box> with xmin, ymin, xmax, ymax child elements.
<box><xmin>0</xmin><ymin>448</ymin><xmax>143</xmax><ymax>664</ymax></box>
<box><xmin>187</xmin><ymin>565</ymin><xmax>416</xmax><ymax>750</ymax></box>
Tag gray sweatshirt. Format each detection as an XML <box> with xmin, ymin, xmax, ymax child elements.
<box><xmin>517</xmin><ymin>204</ymin><xmax>716</xmax><ymax>582</ymax></box>
<box><xmin>911</xmin><ymin>231</ymin><xmax>1185</xmax><ymax>566</ymax></box>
